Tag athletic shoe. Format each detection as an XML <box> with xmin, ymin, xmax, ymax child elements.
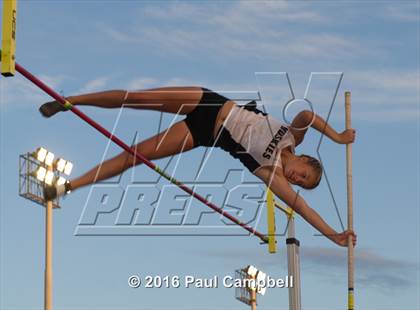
<box><xmin>39</xmin><ymin>101</ymin><xmax>67</xmax><ymax>118</ymax></box>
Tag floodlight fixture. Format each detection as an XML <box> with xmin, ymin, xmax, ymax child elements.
<box><xmin>246</xmin><ymin>266</ymin><xmax>267</xmax><ymax>295</ymax></box>
<box><xmin>35</xmin><ymin>147</ymin><xmax>48</xmax><ymax>162</ymax></box>
<box><xmin>56</xmin><ymin>177</ymin><xmax>67</xmax><ymax>186</ymax></box>
<box><xmin>35</xmin><ymin>166</ymin><xmax>47</xmax><ymax>182</ymax></box>
<box><xmin>257</xmin><ymin>285</ymin><xmax>267</xmax><ymax>296</ymax></box>
<box><xmin>44</xmin><ymin>171</ymin><xmax>55</xmax><ymax>186</ymax></box>
<box><xmin>246</xmin><ymin>265</ymin><xmax>258</xmax><ymax>278</ymax></box>
<box><xmin>55</xmin><ymin>158</ymin><xmax>73</xmax><ymax>175</ymax></box>
<box><xmin>63</xmin><ymin>161</ymin><xmax>73</xmax><ymax>176</ymax></box>
<box><xmin>20</xmin><ymin>147</ymin><xmax>74</xmax><ymax>209</ymax></box>
<box><xmin>256</xmin><ymin>271</ymin><xmax>267</xmax><ymax>296</ymax></box>
<box><xmin>56</xmin><ymin>158</ymin><xmax>66</xmax><ymax>173</ymax></box>
<box><xmin>256</xmin><ymin>271</ymin><xmax>266</xmax><ymax>283</ymax></box>
<box><xmin>236</xmin><ymin>265</ymin><xmax>268</xmax><ymax>309</ymax></box>
<box><xmin>44</xmin><ymin>152</ymin><xmax>55</xmax><ymax>166</ymax></box>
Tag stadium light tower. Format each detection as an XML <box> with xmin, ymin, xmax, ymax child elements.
<box><xmin>19</xmin><ymin>147</ymin><xmax>73</xmax><ymax>310</ymax></box>
<box><xmin>235</xmin><ymin>265</ymin><xmax>267</xmax><ymax>310</ymax></box>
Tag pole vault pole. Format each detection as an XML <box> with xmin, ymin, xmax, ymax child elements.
<box><xmin>345</xmin><ymin>91</ymin><xmax>354</xmax><ymax>310</ymax></box>
<box><xmin>11</xmin><ymin>60</ymin><xmax>268</xmax><ymax>244</ymax></box>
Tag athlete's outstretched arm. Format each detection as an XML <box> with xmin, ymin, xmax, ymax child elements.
<box><xmin>255</xmin><ymin>167</ymin><xmax>356</xmax><ymax>247</ymax></box>
<box><xmin>290</xmin><ymin>110</ymin><xmax>355</xmax><ymax>146</ymax></box>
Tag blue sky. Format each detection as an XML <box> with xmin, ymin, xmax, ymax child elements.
<box><xmin>1</xmin><ymin>1</ymin><xmax>419</xmax><ymax>309</ymax></box>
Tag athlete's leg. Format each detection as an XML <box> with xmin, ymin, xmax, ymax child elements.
<box><xmin>40</xmin><ymin>87</ymin><xmax>204</xmax><ymax>117</ymax></box>
<box><xmin>124</xmin><ymin>87</ymin><xmax>204</xmax><ymax>114</ymax></box>
<box><xmin>69</xmin><ymin>120</ymin><xmax>195</xmax><ymax>191</ymax></box>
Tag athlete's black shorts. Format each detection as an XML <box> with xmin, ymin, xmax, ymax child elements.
<box><xmin>184</xmin><ymin>88</ymin><xmax>229</xmax><ymax>147</ymax></box>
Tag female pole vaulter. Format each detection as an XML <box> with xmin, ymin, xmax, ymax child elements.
<box><xmin>39</xmin><ymin>87</ymin><xmax>357</xmax><ymax>247</ymax></box>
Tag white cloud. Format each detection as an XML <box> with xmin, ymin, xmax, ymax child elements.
<box><xmin>97</xmin><ymin>24</ymin><xmax>140</xmax><ymax>44</ymax></box>
<box><xmin>0</xmin><ymin>74</ymin><xmax>66</xmax><ymax>109</ymax></box>
<box><xmin>161</xmin><ymin>77</ymin><xmax>201</xmax><ymax>87</ymax></box>
<box><xmin>143</xmin><ymin>1</ymin><xmax>326</xmax><ymax>27</ymax></box>
<box><xmin>341</xmin><ymin>70</ymin><xmax>419</xmax><ymax>122</ymax></box>
<box><xmin>99</xmin><ymin>2</ymin><xmax>364</xmax><ymax>61</ymax></box>
<box><xmin>302</xmin><ymin>247</ymin><xmax>418</xmax><ymax>291</ymax></box>
<box><xmin>384</xmin><ymin>3</ymin><xmax>420</xmax><ymax>22</ymax></box>
<box><xmin>350</xmin><ymin>70</ymin><xmax>419</xmax><ymax>96</ymax></box>
<box><xmin>126</xmin><ymin>77</ymin><xmax>158</xmax><ymax>90</ymax></box>
<box><xmin>352</xmin><ymin>109</ymin><xmax>419</xmax><ymax>122</ymax></box>
<box><xmin>121</xmin><ymin>71</ymin><xmax>419</xmax><ymax>123</ymax></box>
<box><xmin>195</xmin><ymin>246</ymin><xmax>418</xmax><ymax>292</ymax></box>
<box><xmin>37</xmin><ymin>74</ymin><xmax>68</xmax><ymax>90</ymax></box>
<box><xmin>83</xmin><ymin>2</ymin><xmax>419</xmax><ymax>123</ymax></box>
<box><xmin>3</xmin><ymin>69</ymin><xmax>417</xmax><ymax>123</ymax></box>
<box><xmin>78</xmin><ymin>77</ymin><xmax>109</xmax><ymax>93</ymax></box>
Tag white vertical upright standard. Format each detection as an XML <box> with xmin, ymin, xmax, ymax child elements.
<box><xmin>268</xmin><ymin>191</ymin><xmax>302</xmax><ymax>310</ymax></box>
<box><xmin>345</xmin><ymin>91</ymin><xmax>354</xmax><ymax>310</ymax></box>
<box><xmin>286</xmin><ymin>213</ymin><xmax>301</xmax><ymax>310</ymax></box>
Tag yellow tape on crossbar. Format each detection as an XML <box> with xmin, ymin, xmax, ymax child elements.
<box><xmin>266</xmin><ymin>189</ymin><xmax>277</xmax><ymax>253</ymax></box>
<box><xmin>1</xmin><ymin>0</ymin><xmax>17</xmax><ymax>76</ymax></box>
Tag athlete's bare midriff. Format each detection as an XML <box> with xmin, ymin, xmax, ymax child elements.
<box><xmin>212</xmin><ymin>100</ymin><xmax>236</xmax><ymax>139</ymax></box>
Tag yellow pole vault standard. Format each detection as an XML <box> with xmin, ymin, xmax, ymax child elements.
<box><xmin>345</xmin><ymin>91</ymin><xmax>355</xmax><ymax>310</ymax></box>
<box><xmin>1</xmin><ymin>0</ymin><xmax>17</xmax><ymax>76</ymax></box>
<box><xmin>266</xmin><ymin>189</ymin><xmax>277</xmax><ymax>253</ymax></box>
<box><xmin>266</xmin><ymin>190</ymin><xmax>301</xmax><ymax>310</ymax></box>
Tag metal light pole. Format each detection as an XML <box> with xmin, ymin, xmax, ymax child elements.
<box><xmin>250</xmin><ymin>284</ymin><xmax>257</xmax><ymax>310</ymax></box>
<box><xmin>19</xmin><ymin>148</ymin><xmax>73</xmax><ymax>310</ymax></box>
<box><xmin>44</xmin><ymin>166</ymin><xmax>53</xmax><ymax>310</ymax></box>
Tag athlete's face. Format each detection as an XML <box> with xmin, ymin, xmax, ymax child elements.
<box><xmin>284</xmin><ymin>157</ymin><xmax>317</xmax><ymax>189</ymax></box>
